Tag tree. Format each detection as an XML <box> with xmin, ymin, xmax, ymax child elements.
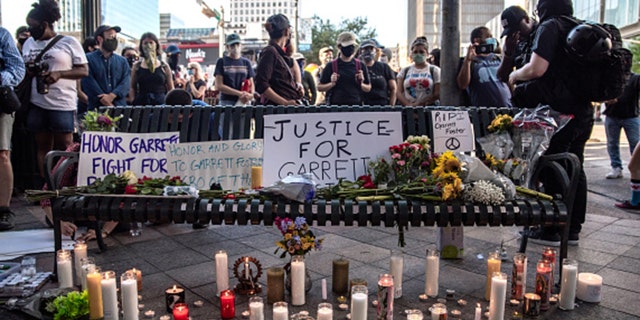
<box><xmin>305</xmin><ymin>16</ymin><xmax>377</xmax><ymax>64</ymax></box>
<box><xmin>628</xmin><ymin>37</ymin><xmax>640</xmax><ymax>74</ymax></box>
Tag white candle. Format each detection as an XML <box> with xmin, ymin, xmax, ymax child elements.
<box><xmin>425</xmin><ymin>249</ymin><xmax>439</xmax><ymax>297</ymax></box>
<box><xmin>244</xmin><ymin>258</ymin><xmax>251</xmax><ymax>280</ymax></box>
<box><xmin>73</xmin><ymin>242</ymin><xmax>87</xmax><ymax>286</ymax></box>
<box><xmin>322</xmin><ymin>278</ymin><xmax>327</xmax><ymax>300</ymax></box>
<box><xmin>559</xmin><ymin>259</ymin><xmax>578</xmax><ymax>310</ymax></box>
<box><xmin>272</xmin><ymin>302</ymin><xmax>288</xmax><ymax>320</ymax></box>
<box><xmin>101</xmin><ymin>271</ymin><xmax>118</xmax><ymax>320</ymax></box>
<box><xmin>317</xmin><ymin>302</ymin><xmax>333</xmax><ymax>320</ymax></box>
<box><xmin>57</xmin><ymin>250</ymin><xmax>73</xmax><ymax>288</ymax></box>
<box><xmin>576</xmin><ymin>272</ymin><xmax>602</xmax><ymax>303</ymax></box>
<box><xmin>215</xmin><ymin>250</ymin><xmax>229</xmax><ymax>296</ymax></box>
<box><xmin>249</xmin><ymin>296</ymin><xmax>264</xmax><ymax>320</ymax></box>
<box><xmin>474</xmin><ymin>303</ymin><xmax>482</xmax><ymax>320</ymax></box>
<box><xmin>390</xmin><ymin>249</ymin><xmax>403</xmax><ymax>298</ymax></box>
<box><xmin>121</xmin><ymin>272</ymin><xmax>139</xmax><ymax>320</ymax></box>
<box><xmin>351</xmin><ymin>291</ymin><xmax>368</xmax><ymax>320</ymax></box>
<box><xmin>291</xmin><ymin>255</ymin><xmax>305</xmax><ymax>306</ymax></box>
<box><xmin>489</xmin><ymin>272</ymin><xmax>507</xmax><ymax>320</ymax></box>
<box><xmin>80</xmin><ymin>258</ymin><xmax>95</xmax><ymax>291</ymax></box>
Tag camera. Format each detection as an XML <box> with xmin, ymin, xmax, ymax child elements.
<box><xmin>26</xmin><ymin>61</ymin><xmax>49</xmax><ymax>94</ymax></box>
<box><xmin>475</xmin><ymin>43</ymin><xmax>494</xmax><ymax>54</ymax></box>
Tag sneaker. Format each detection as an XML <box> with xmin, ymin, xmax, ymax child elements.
<box><xmin>568</xmin><ymin>233</ymin><xmax>579</xmax><ymax>246</ymax></box>
<box><xmin>615</xmin><ymin>200</ymin><xmax>640</xmax><ymax>210</ymax></box>
<box><xmin>527</xmin><ymin>228</ymin><xmax>561</xmax><ymax>247</ymax></box>
<box><xmin>0</xmin><ymin>210</ymin><xmax>15</xmax><ymax>231</ymax></box>
<box><xmin>606</xmin><ymin>167</ymin><xmax>623</xmax><ymax>179</ymax></box>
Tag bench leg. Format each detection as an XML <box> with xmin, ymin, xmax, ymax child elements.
<box><xmin>518</xmin><ymin>226</ymin><xmax>529</xmax><ymax>253</ymax></box>
<box><xmin>93</xmin><ymin>221</ymin><xmax>108</xmax><ymax>252</ymax></box>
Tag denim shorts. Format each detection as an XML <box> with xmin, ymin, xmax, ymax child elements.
<box><xmin>26</xmin><ymin>104</ymin><xmax>76</xmax><ymax>133</ymax></box>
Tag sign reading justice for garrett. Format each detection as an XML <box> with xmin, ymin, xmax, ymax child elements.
<box><xmin>263</xmin><ymin>112</ymin><xmax>403</xmax><ymax>186</ymax></box>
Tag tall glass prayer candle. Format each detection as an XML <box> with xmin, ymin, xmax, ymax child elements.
<box><xmin>272</xmin><ymin>301</ymin><xmax>288</xmax><ymax>320</ymax></box>
<box><xmin>542</xmin><ymin>247</ymin><xmax>557</xmax><ymax>288</ymax></box>
<box><xmin>101</xmin><ymin>271</ymin><xmax>118</xmax><ymax>320</ymax></box>
<box><xmin>121</xmin><ymin>271</ymin><xmax>139</xmax><ymax>320</ymax></box>
<box><xmin>86</xmin><ymin>267</ymin><xmax>104</xmax><ymax>320</ymax></box>
<box><xmin>485</xmin><ymin>251</ymin><xmax>501</xmax><ymax>301</ymax></box>
<box><xmin>349</xmin><ymin>278</ymin><xmax>367</xmax><ymax>299</ymax></box>
<box><xmin>57</xmin><ymin>249</ymin><xmax>73</xmax><ymax>288</ymax></box>
<box><xmin>267</xmin><ymin>267</ymin><xmax>285</xmax><ymax>303</ymax></box>
<box><xmin>425</xmin><ymin>249</ymin><xmax>440</xmax><ymax>298</ymax></box>
<box><xmin>215</xmin><ymin>250</ymin><xmax>229</xmax><ymax>296</ymax></box>
<box><xmin>559</xmin><ymin>259</ymin><xmax>578</xmax><ymax>310</ymax></box>
<box><xmin>390</xmin><ymin>249</ymin><xmax>404</xmax><ymax>298</ymax></box>
<box><xmin>129</xmin><ymin>268</ymin><xmax>142</xmax><ymax>291</ymax></box>
<box><xmin>172</xmin><ymin>303</ymin><xmax>189</xmax><ymax>320</ymax></box>
<box><xmin>488</xmin><ymin>272</ymin><xmax>507</xmax><ymax>320</ymax></box>
<box><xmin>165</xmin><ymin>285</ymin><xmax>186</xmax><ymax>313</ymax></box>
<box><xmin>251</xmin><ymin>166</ymin><xmax>262</xmax><ymax>189</ymax></box>
<box><xmin>220</xmin><ymin>289</ymin><xmax>236</xmax><ymax>319</ymax></box>
<box><xmin>511</xmin><ymin>253</ymin><xmax>527</xmax><ymax>300</ymax></box>
<box><xmin>535</xmin><ymin>260</ymin><xmax>553</xmax><ymax>310</ymax></box>
<box><xmin>291</xmin><ymin>255</ymin><xmax>306</xmax><ymax>306</ymax></box>
<box><xmin>249</xmin><ymin>296</ymin><xmax>264</xmax><ymax>320</ymax></box>
<box><xmin>351</xmin><ymin>285</ymin><xmax>368</xmax><ymax>320</ymax></box>
<box><xmin>73</xmin><ymin>242</ymin><xmax>87</xmax><ymax>286</ymax></box>
<box><xmin>377</xmin><ymin>273</ymin><xmax>394</xmax><ymax>319</ymax></box>
<box><xmin>317</xmin><ymin>302</ymin><xmax>333</xmax><ymax>320</ymax></box>
<box><xmin>80</xmin><ymin>256</ymin><xmax>95</xmax><ymax>291</ymax></box>
<box><xmin>332</xmin><ymin>258</ymin><xmax>349</xmax><ymax>295</ymax></box>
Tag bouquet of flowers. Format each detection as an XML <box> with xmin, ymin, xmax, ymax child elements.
<box><xmin>274</xmin><ymin>216</ymin><xmax>323</xmax><ymax>259</ymax></box>
<box><xmin>80</xmin><ymin>110</ymin><xmax>123</xmax><ymax>132</ymax></box>
<box><xmin>369</xmin><ymin>135</ymin><xmax>434</xmax><ymax>186</ymax></box>
<box><xmin>477</xmin><ymin>114</ymin><xmax>514</xmax><ymax>160</ymax></box>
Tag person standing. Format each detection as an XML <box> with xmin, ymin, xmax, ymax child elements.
<box><xmin>129</xmin><ymin>32</ymin><xmax>174</xmax><ymax>106</ymax></box>
<box><xmin>602</xmin><ymin>55</ymin><xmax>640</xmax><ymax>179</ymax></box>
<box><xmin>81</xmin><ymin>25</ymin><xmax>130</xmax><ymax>111</ymax></box>
<box><xmin>396</xmin><ymin>36</ymin><xmax>440</xmax><ymax>106</ymax></box>
<box><xmin>457</xmin><ymin>26</ymin><xmax>511</xmax><ymax>107</ymax></box>
<box><xmin>0</xmin><ymin>26</ymin><xmax>26</xmax><ymax>231</ymax></box>
<box><xmin>185</xmin><ymin>62</ymin><xmax>207</xmax><ymax>101</ymax></box>
<box><xmin>314</xmin><ymin>46</ymin><xmax>333</xmax><ymax>105</ymax></box>
<box><xmin>496</xmin><ymin>6</ymin><xmax>538</xmax><ymax>84</ymax></box>
<box><xmin>508</xmin><ymin>0</ymin><xmax>591</xmax><ymax>246</ymax></box>
<box><xmin>165</xmin><ymin>44</ymin><xmax>185</xmax><ymax>89</ymax></box>
<box><xmin>214</xmin><ymin>33</ymin><xmax>254</xmax><ymax>106</ymax></box>
<box><xmin>360</xmin><ymin>39</ymin><xmax>396</xmax><ymax>106</ymax></box>
<box><xmin>293</xmin><ymin>53</ymin><xmax>317</xmax><ymax>105</ymax></box>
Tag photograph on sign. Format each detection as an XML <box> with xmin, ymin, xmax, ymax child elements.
<box><xmin>430</xmin><ymin>110</ymin><xmax>474</xmax><ymax>153</ymax></box>
<box><xmin>262</xmin><ymin>112</ymin><xmax>403</xmax><ymax>186</ymax></box>
<box><xmin>77</xmin><ymin>131</ymin><xmax>180</xmax><ymax>186</ymax></box>
<box><xmin>166</xmin><ymin>139</ymin><xmax>263</xmax><ymax>191</ymax></box>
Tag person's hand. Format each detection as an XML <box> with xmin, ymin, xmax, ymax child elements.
<box><xmin>330</xmin><ymin>72</ymin><xmax>339</xmax><ymax>83</ymax></box>
<box><xmin>239</xmin><ymin>92</ymin><xmax>252</xmax><ymax>104</ymax></box>
<box><xmin>98</xmin><ymin>93</ymin><xmax>115</xmax><ymax>106</ymax></box>
<box><xmin>503</xmin><ymin>32</ymin><xmax>520</xmax><ymax>57</ymax></box>
<box><xmin>296</xmin><ymin>82</ymin><xmax>304</xmax><ymax>95</ymax></box>
<box><xmin>465</xmin><ymin>43</ymin><xmax>477</xmax><ymax>62</ymax></box>
<box><xmin>508</xmin><ymin>70</ymin><xmax>518</xmax><ymax>86</ymax></box>
<box><xmin>355</xmin><ymin>70</ymin><xmax>364</xmax><ymax>83</ymax></box>
<box><xmin>284</xmin><ymin>99</ymin><xmax>300</xmax><ymax>106</ymax></box>
<box><xmin>61</xmin><ymin>221</ymin><xmax>78</xmax><ymax>237</ymax></box>
<box><xmin>43</xmin><ymin>70</ymin><xmax>62</xmax><ymax>84</ymax></box>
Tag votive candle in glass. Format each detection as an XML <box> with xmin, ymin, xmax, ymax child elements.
<box><xmin>80</xmin><ymin>256</ymin><xmax>95</xmax><ymax>291</ymax></box>
<box><xmin>377</xmin><ymin>273</ymin><xmax>394</xmax><ymax>319</ymax></box>
<box><xmin>73</xmin><ymin>241</ymin><xmax>87</xmax><ymax>286</ymax></box>
<box><xmin>129</xmin><ymin>268</ymin><xmax>142</xmax><ymax>292</ymax></box>
<box><xmin>165</xmin><ymin>285</ymin><xmax>185</xmax><ymax>313</ymax></box>
<box><xmin>350</xmin><ymin>284</ymin><xmax>368</xmax><ymax>320</ymax></box>
<box><xmin>425</xmin><ymin>249</ymin><xmax>440</xmax><ymax>298</ymax></box>
<box><xmin>273</xmin><ymin>301</ymin><xmax>288</xmax><ymax>320</ymax></box>
<box><xmin>267</xmin><ymin>267</ymin><xmax>285</xmax><ymax>303</ymax></box>
<box><xmin>332</xmin><ymin>258</ymin><xmax>349</xmax><ymax>295</ymax></box>
<box><xmin>576</xmin><ymin>272</ymin><xmax>602</xmax><ymax>303</ymax></box>
<box><xmin>485</xmin><ymin>251</ymin><xmax>501</xmax><ymax>301</ymax></box>
<box><xmin>559</xmin><ymin>259</ymin><xmax>578</xmax><ymax>310</ymax></box>
<box><xmin>172</xmin><ymin>303</ymin><xmax>189</xmax><ymax>320</ymax></box>
<box><xmin>57</xmin><ymin>249</ymin><xmax>73</xmax><ymax>288</ymax></box>
<box><xmin>430</xmin><ymin>303</ymin><xmax>447</xmax><ymax>320</ymax></box>
<box><xmin>86</xmin><ymin>266</ymin><xmax>103</xmax><ymax>320</ymax></box>
<box><xmin>215</xmin><ymin>250</ymin><xmax>229</xmax><ymax>296</ymax></box>
<box><xmin>100</xmin><ymin>271</ymin><xmax>118</xmax><ymax>320</ymax></box>
<box><xmin>317</xmin><ymin>302</ymin><xmax>333</xmax><ymax>320</ymax></box>
<box><xmin>121</xmin><ymin>271</ymin><xmax>139</xmax><ymax>320</ymax></box>
<box><xmin>220</xmin><ymin>289</ymin><xmax>236</xmax><ymax>319</ymax></box>
<box><xmin>291</xmin><ymin>255</ymin><xmax>306</xmax><ymax>306</ymax></box>
<box><xmin>488</xmin><ymin>272</ymin><xmax>507</xmax><ymax>320</ymax></box>
<box><xmin>535</xmin><ymin>260</ymin><xmax>553</xmax><ymax>311</ymax></box>
<box><xmin>249</xmin><ymin>296</ymin><xmax>264</xmax><ymax>320</ymax></box>
<box><xmin>390</xmin><ymin>249</ymin><xmax>404</xmax><ymax>298</ymax></box>
<box><xmin>511</xmin><ymin>253</ymin><xmax>527</xmax><ymax>301</ymax></box>
<box><xmin>407</xmin><ymin>309</ymin><xmax>424</xmax><ymax>320</ymax></box>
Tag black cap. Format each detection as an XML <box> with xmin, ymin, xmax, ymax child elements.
<box><xmin>226</xmin><ymin>33</ymin><xmax>241</xmax><ymax>45</ymax></box>
<box><xmin>94</xmin><ymin>25</ymin><xmax>121</xmax><ymax>39</ymax></box>
<box><xmin>360</xmin><ymin>39</ymin><xmax>379</xmax><ymax>49</ymax></box>
<box><xmin>500</xmin><ymin>6</ymin><xmax>527</xmax><ymax>37</ymax></box>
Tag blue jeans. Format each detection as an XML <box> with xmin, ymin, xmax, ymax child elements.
<box><xmin>605</xmin><ymin>116</ymin><xmax>640</xmax><ymax>169</ymax></box>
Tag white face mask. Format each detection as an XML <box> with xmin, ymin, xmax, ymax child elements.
<box><xmin>228</xmin><ymin>45</ymin><xmax>241</xmax><ymax>57</ymax></box>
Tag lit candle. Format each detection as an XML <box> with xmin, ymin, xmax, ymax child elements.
<box><xmin>430</xmin><ymin>303</ymin><xmax>447</xmax><ymax>320</ymax></box>
<box><xmin>73</xmin><ymin>242</ymin><xmax>87</xmax><ymax>286</ymax></box>
<box><xmin>244</xmin><ymin>257</ymin><xmax>251</xmax><ymax>280</ymax></box>
<box><xmin>267</xmin><ymin>267</ymin><xmax>285</xmax><ymax>304</ymax></box>
<box><xmin>121</xmin><ymin>271</ymin><xmax>139</xmax><ymax>320</ymax></box>
<box><xmin>56</xmin><ymin>249</ymin><xmax>74</xmax><ymax>289</ymax></box>
<box><xmin>406</xmin><ymin>309</ymin><xmax>424</xmax><ymax>320</ymax></box>
<box><xmin>322</xmin><ymin>278</ymin><xmax>327</xmax><ymax>300</ymax></box>
<box><xmin>542</xmin><ymin>247</ymin><xmax>557</xmax><ymax>289</ymax></box>
<box><xmin>425</xmin><ymin>249</ymin><xmax>440</xmax><ymax>297</ymax></box>
<box><xmin>251</xmin><ymin>166</ymin><xmax>262</xmax><ymax>189</ymax></box>
<box><xmin>215</xmin><ymin>250</ymin><xmax>229</xmax><ymax>296</ymax></box>
<box><xmin>559</xmin><ymin>259</ymin><xmax>578</xmax><ymax>310</ymax></box>
<box><xmin>350</xmin><ymin>285</ymin><xmax>368</xmax><ymax>320</ymax></box>
<box><xmin>172</xmin><ymin>303</ymin><xmax>189</xmax><ymax>320</ymax></box>
<box><xmin>535</xmin><ymin>260</ymin><xmax>553</xmax><ymax>310</ymax></box>
<box><xmin>165</xmin><ymin>285</ymin><xmax>185</xmax><ymax>313</ymax></box>
<box><xmin>474</xmin><ymin>302</ymin><xmax>482</xmax><ymax>320</ymax></box>
<box><xmin>488</xmin><ymin>272</ymin><xmax>507</xmax><ymax>320</ymax></box>
<box><xmin>249</xmin><ymin>296</ymin><xmax>264</xmax><ymax>320</ymax></box>
<box><xmin>317</xmin><ymin>302</ymin><xmax>333</xmax><ymax>320</ymax></box>
<box><xmin>332</xmin><ymin>258</ymin><xmax>349</xmax><ymax>295</ymax></box>
<box><xmin>511</xmin><ymin>253</ymin><xmax>527</xmax><ymax>301</ymax></box>
<box><xmin>377</xmin><ymin>273</ymin><xmax>394</xmax><ymax>319</ymax></box>
<box><xmin>390</xmin><ymin>249</ymin><xmax>404</xmax><ymax>298</ymax></box>
<box><xmin>272</xmin><ymin>301</ymin><xmax>288</xmax><ymax>320</ymax></box>
<box><xmin>101</xmin><ymin>271</ymin><xmax>118</xmax><ymax>320</ymax></box>
<box><xmin>576</xmin><ymin>272</ymin><xmax>602</xmax><ymax>303</ymax></box>
<box><xmin>291</xmin><ymin>255</ymin><xmax>306</xmax><ymax>306</ymax></box>
<box><xmin>80</xmin><ymin>256</ymin><xmax>95</xmax><ymax>291</ymax></box>
<box><xmin>129</xmin><ymin>268</ymin><xmax>142</xmax><ymax>292</ymax></box>
<box><xmin>485</xmin><ymin>251</ymin><xmax>501</xmax><ymax>301</ymax></box>
<box><xmin>220</xmin><ymin>289</ymin><xmax>236</xmax><ymax>319</ymax></box>
<box><xmin>86</xmin><ymin>267</ymin><xmax>104</xmax><ymax>320</ymax></box>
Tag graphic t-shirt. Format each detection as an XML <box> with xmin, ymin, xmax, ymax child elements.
<box><xmin>397</xmin><ymin>64</ymin><xmax>440</xmax><ymax>104</ymax></box>
<box><xmin>215</xmin><ymin>56</ymin><xmax>255</xmax><ymax>103</ymax></box>
<box><xmin>467</xmin><ymin>54</ymin><xmax>512</xmax><ymax>107</ymax></box>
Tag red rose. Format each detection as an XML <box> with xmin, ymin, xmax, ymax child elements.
<box><xmin>362</xmin><ymin>181</ymin><xmax>376</xmax><ymax>189</ymax></box>
<box><xmin>125</xmin><ymin>185</ymin><xmax>137</xmax><ymax>194</ymax></box>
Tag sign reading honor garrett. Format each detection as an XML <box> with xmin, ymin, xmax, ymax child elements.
<box><xmin>263</xmin><ymin>112</ymin><xmax>403</xmax><ymax>186</ymax></box>
<box><xmin>166</xmin><ymin>139</ymin><xmax>263</xmax><ymax>190</ymax></box>
<box><xmin>78</xmin><ymin>132</ymin><xmax>180</xmax><ymax>186</ymax></box>
<box><xmin>431</xmin><ymin>110</ymin><xmax>474</xmax><ymax>153</ymax></box>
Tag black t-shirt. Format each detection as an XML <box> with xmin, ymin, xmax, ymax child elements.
<box><xmin>363</xmin><ymin>61</ymin><xmax>395</xmax><ymax>105</ymax></box>
<box><xmin>604</xmin><ymin>73</ymin><xmax>640</xmax><ymax>118</ymax></box>
<box><xmin>187</xmin><ymin>79</ymin><xmax>207</xmax><ymax>99</ymax></box>
<box><xmin>320</xmin><ymin>58</ymin><xmax>370</xmax><ymax>105</ymax></box>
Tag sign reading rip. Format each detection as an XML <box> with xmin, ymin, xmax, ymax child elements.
<box><xmin>431</xmin><ymin>110</ymin><xmax>474</xmax><ymax>153</ymax></box>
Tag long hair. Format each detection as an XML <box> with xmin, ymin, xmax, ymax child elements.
<box><xmin>138</xmin><ymin>32</ymin><xmax>162</xmax><ymax>59</ymax></box>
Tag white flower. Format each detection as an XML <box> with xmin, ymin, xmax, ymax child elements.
<box><xmin>121</xmin><ymin>170</ymin><xmax>138</xmax><ymax>186</ymax></box>
<box><xmin>463</xmin><ymin>180</ymin><xmax>505</xmax><ymax>205</ymax></box>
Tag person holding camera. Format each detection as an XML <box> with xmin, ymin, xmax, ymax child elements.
<box><xmin>21</xmin><ymin>0</ymin><xmax>88</xmax><ymax>186</ymax></box>
<box><xmin>457</xmin><ymin>26</ymin><xmax>512</xmax><ymax>107</ymax></box>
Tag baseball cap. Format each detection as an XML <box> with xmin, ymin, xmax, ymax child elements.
<box><xmin>165</xmin><ymin>44</ymin><xmax>181</xmax><ymax>55</ymax></box>
<box><xmin>292</xmin><ymin>52</ymin><xmax>305</xmax><ymax>60</ymax></box>
<box><xmin>360</xmin><ymin>39</ymin><xmax>378</xmax><ymax>49</ymax></box>
<box><xmin>336</xmin><ymin>32</ymin><xmax>357</xmax><ymax>47</ymax></box>
<box><xmin>94</xmin><ymin>25</ymin><xmax>121</xmax><ymax>39</ymax></box>
<box><xmin>500</xmin><ymin>6</ymin><xmax>528</xmax><ymax>37</ymax></box>
<box><xmin>226</xmin><ymin>33</ymin><xmax>241</xmax><ymax>45</ymax></box>
<box><xmin>319</xmin><ymin>46</ymin><xmax>333</xmax><ymax>55</ymax></box>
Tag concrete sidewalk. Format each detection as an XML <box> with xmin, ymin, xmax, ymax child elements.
<box><xmin>1</xmin><ymin>121</ymin><xmax>639</xmax><ymax>319</ymax></box>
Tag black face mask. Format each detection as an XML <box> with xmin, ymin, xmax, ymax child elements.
<box><xmin>18</xmin><ymin>38</ymin><xmax>27</xmax><ymax>45</ymax></box>
<box><xmin>169</xmin><ymin>55</ymin><xmax>179</xmax><ymax>70</ymax></box>
<box><xmin>102</xmin><ymin>38</ymin><xmax>118</xmax><ymax>52</ymax></box>
<box><xmin>340</xmin><ymin>45</ymin><xmax>355</xmax><ymax>58</ymax></box>
<box><xmin>28</xmin><ymin>24</ymin><xmax>45</xmax><ymax>40</ymax></box>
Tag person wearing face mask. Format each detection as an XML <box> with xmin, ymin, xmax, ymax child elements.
<box><xmin>214</xmin><ymin>33</ymin><xmax>255</xmax><ymax>106</ymax></box>
<box><xmin>293</xmin><ymin>53</ymin><xmax>317</xmax><ymax>105</ymax></box>
<box><xmin>457</xmin><ymin>26</ymin><xmax>511</xmax><ymax>107</ymax></box>
<box><xmin>129</xmin><ymin>32</ymin><xmax>174</xmax><ymax>106</ymax></box>
<box><xmin>359</xmin><ymin>39</ymin><xmax>396</xmax><ymax>106</ymax></box>
<box><xmin>396</xmin><ymin>36</ymin><xmax>440</xmax><ymax>107</ymax></box>
<box><xmin>186</xmin><ymin>62</ymin><xmax>207</xmax><ymax>100</ymax></box>
<box><xmin>255</xmin><ymin>14</ymin><xmax>303</xmax><ymax>105</ymax></box>
<box><xmin>81</xmin><ymin>25</ymin><xmax>130</xmax><ymax>111</ymax></box>
<box><xmin>15</xmin><ymin>26</ymin><xmax>30</xmax><ymax>53</ymax></box>
<box><xmin>165</xmin><ymin>44</ymin><xmax>185</xmax><ymax>89</ymax></box>
<box><xmin>317</xmin><ymin>32</ymin><xmax>371</xmax><ymax>106</ymax></box>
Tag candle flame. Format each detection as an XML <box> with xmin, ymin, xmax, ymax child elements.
<box><xmin>173</xmin><ymin>285</ymin><xmax>177</xmax><ymax>291</ymax></box>
<box><xmin>477</xmin><ymin>302</ymin><xmax>481</xmax><ymax>308</ymax></box>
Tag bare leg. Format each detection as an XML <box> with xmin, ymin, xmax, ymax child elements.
<box><xmin>0</xmin><ymin>150</ymin><xmax>13</xmax><ymax>207</ymax></box>
<box><xmin>628</xmin><ymin>142</ymin><xmax>640</xmax><ymax>180</ymax></box>
<box><xmin>34</xmin><ymin>133</ymin><xmax>54</xmax><ymax>179</ymax></box>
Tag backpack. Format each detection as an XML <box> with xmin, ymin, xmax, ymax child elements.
<box><xmin>325</xmin><ymin>58</ymin><xmax>362</xmax><ymax>105</ymax></box>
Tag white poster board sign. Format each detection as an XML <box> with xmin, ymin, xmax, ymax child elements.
<box><xmin>263</xmin><ymin>112</ymin><xmax>403</xmax><ymax>186</ymax></box>
<box><xmin>78</xmin><ymin>131</ymin><xmax>180</xmax><ymax>186</ymax></box>
<box><xmin>431</xmin><ymin>110</ymin><xmax>474</xmax><ymax>153</ymax></box>
<box><xmin>166</xmin><ymin>139</ymin><xmax>263</xmax><ymax>190</ymax></box>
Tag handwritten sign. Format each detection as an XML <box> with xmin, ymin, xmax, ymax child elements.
<box><xmin>165</xmin><ymin>139</ymin><xmax>263</xmax><ymax>190</ymax></box>
<box><xmin>77</xmin><ymin>132</ymin><xmax>180</xmax><ymax>186</ymax></box>
<box><xmin>431</xmin><ymin>110</ymin><xmax>474</xmax><ymax>153</ymax></box>
<box><xmin>263</xmin><ymin>112</ymin><xmax>403</xmax><ymax>186</ymax></box>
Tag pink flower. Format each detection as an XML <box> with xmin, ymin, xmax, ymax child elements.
<box><xmin>397</xmin><ymin>160</ymin><xmax>406</xmax><ymax>166</ymax></box>
<box><xmin>97</xmin><ymin>115</ymin><xmax>112</xmax><ymax>126</ymax></box>
<box><xmin>410</xmin><ymin>144</ymin><xmax>420</xmax><ymax>150</ymax></box>
<box><xmin>391</xmin><ymin>153</ymin><xmax>401</xmax><ymax>159</ymax></box>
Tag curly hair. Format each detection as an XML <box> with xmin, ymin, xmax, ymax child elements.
<box><xmin>28</xmin><ymin>0</ymin><xmax>61</xmax><ymax>25</ymax></box>
<box><xmin>138</xmin><ymin>32</ymin><xmax>162</xmax><ymax>59</ymax></box>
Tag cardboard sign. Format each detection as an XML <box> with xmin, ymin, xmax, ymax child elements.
<box><xmin>263</xmin><ymin>112</ymin><xmax>403</xmax><ymax>186</ymax></box>
<box><xmin>78</xmin><ymin>132</ymin><xmax>180</xmax><ymax>186</ymax></box>
<box><xmin>431</xmin><ymin>110</ymin><xmax>474</xmax><ymax>153</ymax></box>
<box><xmin>166</xmin><ymin>139</ymin><xmax>263</xmax><ymax>190</ymax></box>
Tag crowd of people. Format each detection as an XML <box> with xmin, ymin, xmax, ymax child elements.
<box><xmin>0</xmin><ymin>0</ymin><xmax>638</xmax><ymax>245</ymax></box>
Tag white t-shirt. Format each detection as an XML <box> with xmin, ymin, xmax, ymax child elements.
<box><xmin>397</xmin><ymin>64</ymin><xmax>441</xmax><ymax>105</ymax></box>
<box><xmin>22</xmin><ymin>35</ymin><xmax>87</xmax><ymax>111</ymax></box>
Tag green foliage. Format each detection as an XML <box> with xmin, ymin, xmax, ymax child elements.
<box><xmin>629</xmin><ymin>37</ymin><xmax>640</xmax><ymax>74</ymax></box>
<box><xmin>306</xmin><ymin>15</ymin><xmax>378</xmax><ymax>64</ymax></box>
<box><xmin>84</xmin><ymin>173</ymin><xmax>128</xmax><ymax>194</ymax></box>
<box><xmin>45</xmin><ymin>290</ymin><xmax>89</xmax><ymax>320</ymax></box>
